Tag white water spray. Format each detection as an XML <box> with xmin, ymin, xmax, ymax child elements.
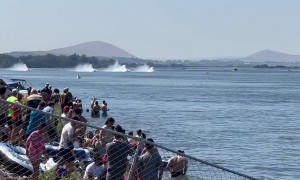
<box><xmin>131</xmin><ymin>64</ymin><xmax>154</xmax><ymax>72</ymax></box>
<box><xmin>8</xmin><ymin>63</ymin><xmax>30</xmax><ymax>71</ymax></box>
<box><xmin>101</xmin><ymin>61</ymin><xmax>129</xmax><ymax>72</ymax></box>
<box><xmin>73</xmin><ymin>63</ymin><xmax>97</xmax><ymax>72</ymax></box>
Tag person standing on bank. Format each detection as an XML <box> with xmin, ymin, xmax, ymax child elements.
<box><xmin>137</xmin><ymin>138</ymin><xmax>163</xmax><ymax>180</ymax></box>
<box><xmin>106</xmin><ymin>124</ymin><xmax>131</xmax><ymax>180</ymax></box>
<box><xmin>58</xmin><ymin>116</ymin><xmax>79</xmax><ymax>172</ymax></box>
<box><xmin>26</xmin><ymin>122</ymin><xmax>48</xmax><ymax>180</ymax></box>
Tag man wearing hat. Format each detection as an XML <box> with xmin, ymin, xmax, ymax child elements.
<box><xmin>27</xmin><ymin>89</ymin><xmax>43</xmax><ymax>108</ymax></box>
<box><xmin>41</xmin><ymin>83</ymin><xmax>51</xmax><ymax>95</ymax></box>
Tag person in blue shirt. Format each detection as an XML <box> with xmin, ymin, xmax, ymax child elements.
<box><xmin>26</xmin><ymin>101</ymin><xmax>47</xmax><ymax>137</ymax></box>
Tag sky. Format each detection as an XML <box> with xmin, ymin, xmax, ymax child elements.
<box><xmin>1</xmin><ymin>0</ymin><xmax>300</xmax><ymax>59</ymax></box>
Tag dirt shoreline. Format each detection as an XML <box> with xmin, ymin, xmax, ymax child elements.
<box><xmin>0</xmin><ymin>164</ymin><xmax>29</xmax><ymax>180</ymax></box>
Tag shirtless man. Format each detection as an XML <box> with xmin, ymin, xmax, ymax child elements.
<box><xmin>165</xmin><ymin>150</ymin><xmax>188</xmax><ymax>178</ymax></box>
<box><xmin>92</xmin><ymin>101</ymin><xmax>101</xmax><ymax>118</ymax></box>
<box><xmin>60</xmin><ymin>88</ymin><xmax>68</xmax><ymax>110</ymax></box>
<box><xmin>100</xmin><ymin>100</ymin><xmax>109</xmax><ymax>117</ymax></box>
<box><xmin>92</xmin><ymin>117</ymin><xmax>115</xmax><ymax>153</ymax></box>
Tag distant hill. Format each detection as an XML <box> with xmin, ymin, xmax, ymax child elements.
<box><xmin>4</xmin><ymin>44</ymin><xmax>300</xmax><ymax>63</ymax></box>
<box><xmin>47</xmin><ymin>41</ymin><xmax>135</xmax><ymax>58</ymax></box>
<box><xmin>6</xmin><ymin>41</ymin><xmax>136</xmax><ymax>58</ymax></box>
<box><xmin>242</xmin><ymin>50</ymin><xmax>300</xmax><ymax>62</ymax></box>
<box><xmin>190</xmin><ymin>50</ymin><xmax>300</xmax><ymax>63</ymax></box>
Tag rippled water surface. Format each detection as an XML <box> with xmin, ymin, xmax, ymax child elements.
<box><xmin>1</xmin><ymin>67</ymin><xmax>300</xmax><ymax>180</ymax></box>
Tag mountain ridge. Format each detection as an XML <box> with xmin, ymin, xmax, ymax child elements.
<box><xmin>243</xmin><ymin>49</ymin><xmax>300</xmax><ymax>62</ymax></box>
<box><xmin>47</xmin><ymin>41</ymin><xmax>136</xmax><ymax>58</ymax></box>
<box><xmin>6</xmin><ymin>41</ymin><xmax>136</xmax><ymax>58</ymax></box>
<box><xmin>4</xmin><ymin>42</ymin><xmax>300</xmax><ymax>62</ymax></box>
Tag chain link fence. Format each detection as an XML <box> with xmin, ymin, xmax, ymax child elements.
<box><xmin>0</xmin><ymin>98</ymin><xmax>258</xmax><ymax>180</ymax></box>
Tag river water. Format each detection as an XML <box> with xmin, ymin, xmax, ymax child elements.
<box><xmin>1</xmin><ymin>66</ymin><xmax>300</xmax><ymax>180</ymax></box>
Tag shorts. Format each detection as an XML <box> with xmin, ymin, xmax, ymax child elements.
<box><xmin>101</xmin><ymin>112</ymin><xmax>107</xmax><ymax>117</ymax></box>
<box><xmin>23</xmin><ymin>133</ymin><xmax>29</xmax><ymax>140</ymax></box>
<box><xmin>12</xmin><ymin>119</ymin><xmax>23</xmax><ymax>127</ymax></box>
<box><xmin>0</xmin><ymin>114</ymin><xmax>6</xmax><ymax>127</ymax></box>
<box><xmin>171</xmin><ymin>172</ymin><xmax>184</xmax><ymax>178</ymax></box>
<box><xmin>58</xmin><ymin>148</ymin><xmax>75</xmax><ymax>163</ymax></box>
<box><xmin>22</xmin><ymin>114</ymin><xmax>30</xmax><ymax>130</ymax></box>
<box><xmin>6</xmin><ymin>117</ymin><xmax>13</xmax><ymax>128</ymax></box>
<box><xmin>93</xmin><ymin>111</ymin><xmax>100</xmax><ymax>116</ymax></box>
<box><xmin>47</xmin><ymin>126</ymin><xmax>57</xmax><ymax>140</ymax></box>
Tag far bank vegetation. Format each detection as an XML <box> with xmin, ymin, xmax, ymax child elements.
<box><xmin>253</xmin><ymin>64</ymin><xmax>298</xmax><ymax>69</ymax></box>
<box><xmin>0</xmin><ymin>54</ymin><xmax>117</xmax><ymax>68</ymax></box>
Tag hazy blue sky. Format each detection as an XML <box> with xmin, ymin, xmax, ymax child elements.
<box><xmin>1</xmin><ymin>0</ymin><xmax>299</xmax><ymax>59</ymax></box>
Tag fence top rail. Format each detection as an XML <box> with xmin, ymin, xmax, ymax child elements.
<box><xmin>0</xmin><ymin>99</ymin><xmax>258</xmax><ymax>180</ymax></box>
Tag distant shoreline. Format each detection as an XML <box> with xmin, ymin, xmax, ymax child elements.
<box><xmin>1</xmin><ymin>53</ymin><xmax>300</xmax><ymax>69</ymax></box>
<box><xmin>253</xmin><ymin>64</ymin><xmax>298</xmax><ymax>69</ymax></box>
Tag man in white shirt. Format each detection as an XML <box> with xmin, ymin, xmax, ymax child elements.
<box><xmin>83</xmin><ymin>155</ymin><xmax>106</xmax><ymax>180</ymax></box>
<box><xmin>58</xmin><ymin>116</ymin><xmax>79</xmax><ymax>172</ymax></box>
<box><xmin>43</xmin><ymin>101</ymin><xmax>57</xmax><ymax>140</ymax></box>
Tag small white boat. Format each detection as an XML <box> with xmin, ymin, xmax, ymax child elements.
<box><xmin>76</xmin><ymin>74</ymin><xmax>81</xmax><ymax>79</ymax></box>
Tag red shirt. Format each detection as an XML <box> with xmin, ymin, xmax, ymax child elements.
<box><xmin>12</xmin><ymin>102</ymin><xmax>21</xmax><ymax>122</ymax></box>
<box><xmin>27</xmin><ymin>131</ymin><xmax>46</xmax><ymax>159</ymax></box>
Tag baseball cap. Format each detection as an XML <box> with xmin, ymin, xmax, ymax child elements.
<box><xmin>12</xmin><ymin>89</ymin><xmax>18</xmax><ymax>95</ymax></box>
<box><xmin>63</xmin><ymin>106</ymin><xmax>70</xmax><ymax>112</ymax></box>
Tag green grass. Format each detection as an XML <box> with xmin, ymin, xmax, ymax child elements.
<box><xmin>39</xmin><ymin>170</ymin><xmax>82</xmax><ymax>180</ymax></box>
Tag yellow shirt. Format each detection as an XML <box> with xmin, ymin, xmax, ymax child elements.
<box><xmin>7</xmin><ymin>96</ymin><xmax>17</xmax><ymax>117</ymax></box>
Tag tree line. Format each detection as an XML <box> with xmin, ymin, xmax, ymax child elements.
<box><xmin>0</xmin><ymin>54</ymin><xmax>116</xmax><ymax>68</ymax></box>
